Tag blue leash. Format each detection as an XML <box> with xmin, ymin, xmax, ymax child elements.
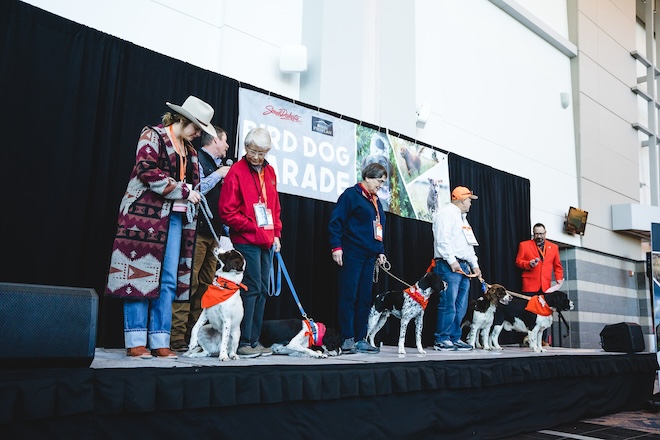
<box><xmin>270</xmin><ymin>251</ymin><xmax>309</xmax><ymax>320</ymax></box>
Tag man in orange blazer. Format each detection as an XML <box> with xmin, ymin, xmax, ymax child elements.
<box><xmin>516</xmin><ymin>223</ymin><xmax>564</xmax><ymax>345</ymax></box>
<box><xmin>516</xmin><ymin>223</ymin><xmax>564</xmax><ymax>294</ymax></box>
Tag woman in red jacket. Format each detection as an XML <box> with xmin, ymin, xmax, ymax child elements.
<box><xmin>218</xmin><ymin>127</ymin><xmax>282</xmax><ymax>358</ymax></box>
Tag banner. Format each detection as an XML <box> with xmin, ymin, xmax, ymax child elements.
<box><xmin>238</xmin><ymin>88</ymin><xmax>357</xmax><ymax>203</ymax></box>
<box><xmin>356</xmin><ymin>126</ymin><xmax>450</xmax><ymax>221</ymax></box>
<box><xmin>238</xmin><ymin>88</ymin><xmax>450</xmax><ymax>221</ymax></box>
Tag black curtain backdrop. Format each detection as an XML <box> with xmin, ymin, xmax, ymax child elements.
<box><xmin>0</xmin><ymin>1</ymin><xmax>530</xmax><ymax>349</ymax></box>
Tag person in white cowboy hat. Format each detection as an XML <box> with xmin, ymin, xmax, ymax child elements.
<box><xmin>105</xmin><ymin>95</ymin><xmax>216</xmax><ymax>359</ymax></box>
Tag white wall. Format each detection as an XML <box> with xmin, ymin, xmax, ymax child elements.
<box><xmin>414</xmin><ymin>0</ymin><xmax>579</xmax><ymax>245</ymax></box>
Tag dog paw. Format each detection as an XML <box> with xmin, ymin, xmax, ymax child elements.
<box><xmin>183</xmin><ymin>347</ymin><xmax>207</xmax><ymax>358</ymax></box>
<box><xmin>417</xmin><ymin>349</ymin><xmax>426</xmax><ymax>355</ymax></box>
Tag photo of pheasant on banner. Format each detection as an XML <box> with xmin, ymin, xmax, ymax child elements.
<box><xmin>391</xmin><ymin>137</ymin><xmax>450</xmax><ymax>222</ymax></box>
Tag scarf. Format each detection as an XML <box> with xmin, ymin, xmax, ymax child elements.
<box><xmin>201</xmin><ymin>276</ymin><xmax>247</xmax><ymax>309</ymax></box>
<box><xmin>405</xmin><ymin>284</ymin><xmax>428</xmax><ymax>310</ymax></box>
<box><xmin>524</xmin><ymin>294</ymin><xmax>553</xmax><ymax>316</ymax></box>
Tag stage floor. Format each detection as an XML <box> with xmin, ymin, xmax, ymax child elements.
<box><xmin>90</xmin><ymin>344</ymin><xmax>633</xmax><ymax>368</ymax></box>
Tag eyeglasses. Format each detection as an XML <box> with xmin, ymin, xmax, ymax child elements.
<box><xmin>245</xmin><ymin>147</ymin><xmax>268</xmax><ymax>158</ymax></box>
<box><xmin>373</xmin><ymin>177</ymin><xmax>387</xmax><ymax>183</ymax></box>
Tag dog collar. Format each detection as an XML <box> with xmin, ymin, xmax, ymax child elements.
<box><xmin>405</xmin><ymin>285</ymin><xmax>428</xmax><ymax>310</ymax></box>
<box><xmin>524</xmin><ymin>294</ymin><xmax>553</xmax><ymax>316</ymax></box>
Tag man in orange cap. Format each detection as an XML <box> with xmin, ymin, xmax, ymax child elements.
<box><xmin>430</xmin><ymin>186</ymin><xmax>481</xmax><ymax>351</ymax></box>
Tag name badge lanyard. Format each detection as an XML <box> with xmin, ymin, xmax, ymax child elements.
<box><xmin>167</xmin><ymin>125</ymin><xmax>187</xmax><ymax>182</ymax></box>
<box><xmin>251</xmin><ymin>167</ymin><xmax>274</xmax><ymax>229</ymax></box>
<box><xmin>537</xmin><ymin>244</ymin><xmax>546</xmax><ymax>261</ymax></box>
<box><xmin>360</xmin><ymin>183</ymin><xmax>383</xmax><ymax>241</ymax></box>
<box><xmin>249</xmin><ymin>167</ymin><xmax>267</xmax><ymax>204</ymax></box>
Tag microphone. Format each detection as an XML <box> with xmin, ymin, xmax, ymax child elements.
<box><xmin>224</xmin><ymin>158</ymin><xmax>233</xmax><ymax>166</ymax></box>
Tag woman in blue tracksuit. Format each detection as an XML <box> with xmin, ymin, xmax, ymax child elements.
<box><xmin>328</xmin><ymin>163</ymin><xmax>388</xmax><ymax>354</ymax></box>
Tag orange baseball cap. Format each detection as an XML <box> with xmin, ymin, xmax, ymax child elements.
<box><xmin>451</xmin><ymin>186</ymin><xmax>478</xmax><ymax>200</ymax></box>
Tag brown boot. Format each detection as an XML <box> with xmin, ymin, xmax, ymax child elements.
<box><xmin>127</xmin><ymin>346</ymin><xmax>153</xmax><ymax>359</ymax></box>
<box><xmin>152</xmin><ymin>348</ymin><xmax>178</xmax><ymax>359</ymax></box>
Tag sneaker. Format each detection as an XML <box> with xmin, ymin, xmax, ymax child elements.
<box><xmin>237</xmin><ymin>345</ymin><xmax>261</xmax><ymax>358</ymax></box>
<box><xmin>433</xmin><ymin>340</ymin><xmax>455</xmax><ymax>351</ymax></box>
<box><xmin>355</xmin><ymin>339</ymin><xmax>380</xmax><ymax>354</ymax></box>
<box><xmin>170</xmin><ymin>340</ymin><xmax>189</xmax><ymax>351</ymax></box>
<box><xmin>127</xmin><ymin>346</ymin><xmax>153</xmax><ymax>359</ymax></box>
<box><xmin>341</xmin><ymin>337</ymin><xmax>357</xmax><ymax>354</ymax></box>
<box><xmin>253</xmin><ymin>342</ymin><xmax>273</xmax><ymax>357</ymax></box>
<box><xmin>452</xmin><ymin>340</ymin><xmax>474</xmax><ymax>351</ymax></box>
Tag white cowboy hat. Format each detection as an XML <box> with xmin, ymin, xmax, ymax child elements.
<box><xmin>166</xmin><ymin>95</ymin><xmax>217</xmax><ymax>137</ymax></box>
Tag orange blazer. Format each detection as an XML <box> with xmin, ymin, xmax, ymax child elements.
<box><xmin>515</xmin><ymin>239</ymin><xmax>563</xmax><ymax>293</ymax></box>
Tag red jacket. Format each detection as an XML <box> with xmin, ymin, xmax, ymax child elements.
<box><xmin>515</xmin><ymin>239</ymin><xmax>563</xmax><ymax>293</ymax></box>
<box><xmin>218</xmin><ymin>157</ymin><xmax>282</xmax><ymax>249</ymax></box>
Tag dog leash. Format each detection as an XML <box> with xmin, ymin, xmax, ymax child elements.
<box><xmin>194</xmin><ymin>184</ymin><xmax>230</xmax><ymax>264</ymax></box>
<box><xmin>270</xmin><ymin>252</ymin><xmax>322</xmax><ymax>343</ymax></box>
<box><xmin>374</xmin><ymin>259</ymin><xmax>413</xmax><ymax>288</ymax></box>
<box><xmin>270</xmin><ymin>252</ymin><xmax>307</xmax><ymax>317</ymax></box>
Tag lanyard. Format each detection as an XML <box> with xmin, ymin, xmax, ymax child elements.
<box><xmin>537</xmin><ymin>244</ymin><xmax>546</xmax><ymax>261</ymax></box>
<box><xmin>250</xmin><ymin>166</ymin><xmax>267</xmax><ymax>203</ymax></box>
<box><xmin>359</xmin><ymin>183</ymin><xmax>380</xmax><ymax>223</ymax></box>
<box><xmin>167</xmin><ymin>125</ymin><xmax>187</xmax><ymax>182</ymax></box>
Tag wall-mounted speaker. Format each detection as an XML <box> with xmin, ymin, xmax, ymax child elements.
<box><xmin>0</xmin><ymin>283</ymin><xmax>98</xmax><ymax>368</ymax></box>
<box><xmin>599</xmin><ymin>322</ymin><xmax>645</xmax><ymax>353</ymax></box>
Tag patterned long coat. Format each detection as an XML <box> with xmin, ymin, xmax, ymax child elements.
<box><xmin>105</xmin><ymin>125</ymin><xmax>200</xmax><ymax>300</ymax></box>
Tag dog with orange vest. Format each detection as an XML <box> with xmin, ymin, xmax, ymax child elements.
<box><xmin>184</xmin><ymin>248</ymin><xmax>246</xmax><ymax>361</ymax></box>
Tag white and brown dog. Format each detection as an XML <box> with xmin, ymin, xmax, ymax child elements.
<box><xmin>259</xmin><ymin>319</ymin><xmax>343</xmax><ymax>358</ymax></box>
<box><xmin>183</xmin><ymin>248</ymin><xmax>246</xmax><ymax>361</ymax></box>
<box><xmin>489</xmin><ymin>291</ymin><xmax>574</xmax><ymax>353</ymax></box>
<box><xmin>365</xmin><ymin>271</ymin><xmax>445</xmax><ymax>355</ymax></box>
<box><xmin>461</xmin><ymin>284</ymin><xmax>512</xmax><ymax>350</ymax></box>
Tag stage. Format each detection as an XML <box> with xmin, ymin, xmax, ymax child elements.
<box><xmin>1</xmin><ymin>346</ymin><xmax>657</xmax><ymax>440</ymax></box>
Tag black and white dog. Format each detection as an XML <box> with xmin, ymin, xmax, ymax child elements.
<box><xmin>489</xmin><ymin>291</ymin><xmax>574</xmax><ymax>353</ymax></box>
<box><xmin>461</xmin><ymin>284</ymin><xmax>512</xmax><ymax>350</ymax></box>
<box><xmin>183</xmin><ymin>249</ymin><xmax>246</xmax><ymax>361</ymax></box>
<box><xmin>259</xmin><ymin>319</ymin><xmax>343</xmax><ymax>358</ymax></box>
<box><xmin>365</xmin><ymin>272</ymin><xmax>445</xmax><ymax>355</ymax></box>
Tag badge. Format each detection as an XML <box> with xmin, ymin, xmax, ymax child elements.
<box><xmin>254</xmin><ymin>203</ymin><xmax>274</xmax><ymax>229</ymax></box>
<box><xmin>374</xmin><ymin>221</ymin><xmax>383</xmax><ymax>241</ymax></box>
<box><xmin>462</xmin><ymin>225</ymin><xmax>479</xmax><ymax>246</ymax></box>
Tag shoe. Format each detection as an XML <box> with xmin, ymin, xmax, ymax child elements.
<box><xmin>355</xmin><ymin>339</ymin><xmax>379</xmax><ymax>354</ymax></box>
<box><xmin>541</xmin><ymin>341</ymin><xmax>550</xmax><ymax>347</ymax></box>
<box><xmin>433</xmin><ymin>340</ymin><xmax>455</xmax><ymax>351</ymax></box>
<box><xmin>253</xmin><ymin>342</ymin><xmax>272</xmax><ymax>357</ymax></box>
<box><xmin>452</xmin><ymin>340</ymin><xmax>474</xmax><ymax>351</ymax></box>
<box><xmin>170</xmin><ymin>340</ymin><xmax>188</xmax><ymax>351</ymax></box>
<box><xmin>127</xmin><ymin>346</ymin><xmax>153</xmax><ymax>359</ymax></box>
<box><xmin>341</xmin><ymin>337</ymin><xmax>357</xmax><ymax>354</ymax></box>
<box><xmin>237</xmin><ymin>345</ymin><xmax>261</xmax><ymax>358</ymax></box>
<box><xmin>152</xmin><ymin>348</ymin><xmax>178</xmax><ymax>359</ymax></box>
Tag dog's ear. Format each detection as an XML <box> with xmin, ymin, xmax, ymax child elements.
<box><xmin>423</xmin><ymin>272</ymin><xmax>445</xmax><ymax>293</ymax></box>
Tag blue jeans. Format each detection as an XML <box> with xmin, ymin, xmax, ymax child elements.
<box><xmin>234</xmin><ymin>243</ymin><xmax>273</xmax><ymax>347</ymax></box>
<box><xmin>433</xmin><ymin>259</ymin><xmax>471</xmax><ymax>343</ymax></box>
<box><xmin>124</xmin><ymin>213</ymin><xmax>183</xmax><ymax>349</ymax></box>
<box><xmin>337</xmin><ymin>250</ymin><xmax>376</xmax><ymax>341</ymax></box>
